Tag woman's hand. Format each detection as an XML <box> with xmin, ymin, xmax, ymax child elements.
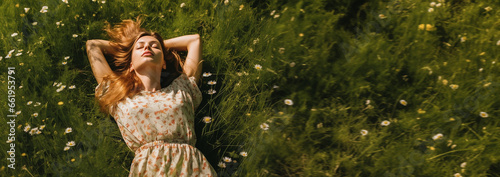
<box><xmin>163</xmin><ymin>34</ymin><xmax>202</xmax><ymax>83</ymax></box>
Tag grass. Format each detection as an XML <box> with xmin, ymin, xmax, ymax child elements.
<box><xmin>0</xmin><ymin>0</ymin><xmax>500</xmax><ymax>176</ymax></box>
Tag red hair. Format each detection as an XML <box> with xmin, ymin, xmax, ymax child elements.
<box><xmin>96</xmin><ymin>15</ymin><xmax>184</xmax><ymax>115</ymax></box>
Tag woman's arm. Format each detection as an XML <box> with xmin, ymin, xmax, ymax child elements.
<box><xmin>163</xmin><ymin>34</ymin><xmax>202</xmax><ymax>84</ymax></box>
<box><xmin>86</xmin><ymin>39</ymin><xmax>114</xmax><ymax>84</ymax></box>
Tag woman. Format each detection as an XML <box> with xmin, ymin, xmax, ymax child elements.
<box><xmin>86</xmin><ymin>15</ymin><xmax>217</xmax><ymax>177</ymax></box>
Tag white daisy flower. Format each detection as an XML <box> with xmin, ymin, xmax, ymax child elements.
<box><xmin>223</xmin><ymin>157</ymin><xmax>231</xmax><ymax>162</ymax></box>
<box><xmin>273</xmin><ymin>85</ymin><xmax>279</xmax><ymax>89</ymax></box>
<box><xmin>203</xmin><ymin>116</ymin><xmax>212</xmax><ymax>123</ymax></box>
<box><xmin>207</xmin><ymin>89</ymin><xmax>216</xmax><ymax>95</ymax></box>
<box><xmin>66</xmin><ymin>141</ymin><xmax>76</xmax><ymax>146</ymax></box>
<box><xmin>32</xmin><ymin>22</ymin><xmax>38</xmax><ymax>26</ymax></box>
<box><xmin>218</xmin><ymin>162</ymin><xmax>226</xmax><ymax>168</ymax></box>
<box><xmin>64</xmin><ymin>56</ymin><xmax>70</xmax><ymax>60</ymax></box>
<box><xmin>15</xmin><ymin>52</ymin><xmax>22</xmax><ymax>57</ymax></box>
<box><xmin>64</xmin><ymin>146</ymin><xmax>70</xmax><ymax>151</ymax></box>
<box><xmin>378</xmin><ymin>14</ymin><xmax>387</xmax><ymax>19</ymax></box>
<box><xmin>360</xmin><ymin>129</ymin><xmax>368</xmax><ymax>136</ymax></box>
<box><xmin>27</xmin><ymin>101</ymin><xmax>33</xmax><ymax>105</ymax></box>
<box><xmin>203</xmin><ymin>72</ymin><xmax>212</xmax><ymax>77</ymax></box>
<box><xmin>399</xmin><ymin>100</ymin><xmax>408</xmax><ymax>106</ymax></box>
<box><xmin>207</xmin><ymin>80</ymin><xmax>216</xmax><ymax>85</ymax></box>
<box><xmin>40</xmin><ymin>6</ymin><xmax>48</xmax><ymax>13</ymax></box>
<box><xmin>430</xmin><ymin>2</ymin><xmax>436</xmax><ymax>7</ymax></box>
<box><xmin>436</xmin><ymin>3</ymin><xmax>442</xmax><ymax>7</ymax></box>
<box><xmin>65</xmin><ymin>127</ymin><xmax>72</xmax><ymax>134</ymax></box>
<box><xmin>381</xmin><ymin>120</ymin><xmax>390</xmax><ymax>126</ymax></box>
<box><xmin>180</xmin><ymin>2</ymin><xmax>186</xmax><ymax>8</ymax></box>
<box><xmin>24</xmin><ymin>125</ymin><xmax>31</xmax><ymax>132</ymax></box>
<box><xmin>62</xmin><ymin>0</ymin><xmax>69</xmax><ymax>4</ymax></box>
<box><xmin>87</xmin><ymin>122</ymin><xmax>93</xmax><ymax>126</ymax></box>
<box><xmin>454</xmin><ymin>173</ymin><xmax>462</xmax><ymax>177</ymax></box>
<box><xmin>255</xmin><ymin>64</ymin><xmax>262</xmax><ymax>70</ymax></box>
<box><xmin>32</xmin><ymin>113</ymin><xmax>39</xmax><ymax>117</ymax></box>
<box><xmin>260</xmin><ymin>123</ymin><xmax>269</xmax><ymax>130</ymax></box>
<box><xmin>460</xmin><ymin>37</ymin><xmax>467</xmax><ymax>43</ymax></box>
<box><xmin>16</xmin><ymin>111</ymin><xmax>22</xmax><ymax>115</ymax></box>
<box><xmin>224</xmin><ymin>0</ymin><xmax>229</xmax><ymax>5</ymax></box>
<box><xmin>484</xmin><ymin>6</ymin><xmax>492</xmax><ymax>12</ymax></box>
<box><xmin>11</xmin><ymin>33</ymin><xmax>18</xmax><ymax>37</ymax></box>
<box><xmin>428</xmin><ymin>8</ymin><xmax>434</xmax><ymax>12</ymax></box>
<box><xmin>72</xmin><ymin>34</ymin><xmax>78</xmax><ymax>38</ymax></box>
<box><xmin>449</xmin><ymin>84</ymin><xmax>459</xmax><ymax>90</ymax></box>
<box><xmin>496</xmin><ymin>40</ymin><xmax>500</xmax><ymax>46</ymax></box>
<box><xmin>479</xmin><ymin>112</ymin><xmax>488</xmax><ymax>118</ymax></box>
<box><xmin>69</xmin><ymin>85</ymin><xmax>76</xmax><ymax>89</ymax></box>
<box><xmin>432</xmin><ymin>133</ymin><xmax>443</xmax><ymax>140</ymax></box>
<box><xmin>284</xmin><ymin>99</ymin><xmax>293</xmax><ymax>106</ymax></box>
<box><xmin>460</xmin><ymin>162</ymin><xmax>467</xmax><ymax>168</ymax></box>
<box><xmin>29</xmin><ymin>128</ymin><xmax>39</xmax><ymax>135</ymax></box>
<box><xmin>240</xmin><ymin>151</ymin><xmax>248</xmax><ymax>157</ymax></box>
<box><xmin>278</xmin><ymin>48</ymin><xmax>285</xmax><ymax>54</ymax></box>
<box><xmin>34</xmin><ymin>102</ymin><xmax>41</xmax><ymax>107</ymax></box>
<box><xmin>24</xmin><ymin>8</ymin><xmax>30</xmax><ymax>13</ymax></box>
<box><xmin>40</xmin><ymin>125</ymin><xmax>46</xmax><ymax>130</ymax></box>
<box><xmin>62</xmin><ymin>61</ymin><xmax>67</xmax><ymax>65</ymax></box>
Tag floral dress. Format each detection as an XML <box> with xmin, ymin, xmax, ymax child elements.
<box><xmin>95</xmin><ymin>73</ymin><xmax>217</xmax><ymax>177</ymax></box>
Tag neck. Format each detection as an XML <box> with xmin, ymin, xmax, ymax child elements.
<box><xmin>134</xmin><ymin>66</ymin><xmax>162</xmax><ymax>92</ymax></box>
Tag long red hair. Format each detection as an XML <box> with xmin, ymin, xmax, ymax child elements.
<box><xmin>96</xmin><ymin>15</ymin><xmax>184</xmax><ymax>115</ymax></box>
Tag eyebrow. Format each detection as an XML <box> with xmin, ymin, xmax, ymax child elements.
<box><xmin>136</xmin><ymin>41</ymin><xmax>160</xmax><ymax>45</ymax></box>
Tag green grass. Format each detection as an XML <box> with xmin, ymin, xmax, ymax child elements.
<box><xmin>1</xmin><ymin>0</ymin><xmax>500</xmax><ymax>176</ymax></box>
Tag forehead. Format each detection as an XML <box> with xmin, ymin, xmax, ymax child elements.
<box><xmin>136</xmin><ymin>36</ymin><xmax>160</xmax><ymax>44</ymax></box>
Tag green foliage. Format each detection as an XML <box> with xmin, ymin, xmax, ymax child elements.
<box><xmin>0</xmin><ymin>0</ymin><xmax>499</xmax><ymax>176</ymax></box>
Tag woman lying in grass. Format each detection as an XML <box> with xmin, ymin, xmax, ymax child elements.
<box><xmin>86</xmin><ymin>15</ymin><xmax>216</xmax><ymax>177</ymax></box>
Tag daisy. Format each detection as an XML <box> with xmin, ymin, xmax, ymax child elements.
<box><xmin>16</xmin><ymin>111</ymin><xmax>22</xmax><ymax>115</ymax></box>
<box><xmin>202</xmin><ymin>72</ymin><xmax>212</xmax><ymax>77</ymax></box>
<box><xmin>87</xmin><ymin>122</ymin><xmax>93</xmax><ymax>126</ymax></box>
<box><xmin>449</xmin><ymin>84</ymin><xmax>459</xmax><ymax>90</ymax></box>
<box><xmin>484</xmin><ymin>6</ymin><xmax>492</xmax><ymax>12</ymax></box>
<box><xmin>207</xmin><ymin>81</ymin><xmax>216</xmax><ymax>85</ymax></box>
<box><xmin>64</xmin><ymin>56</ymin><xmax>70</xmax><ymax>60</ymax></box>
<box><xmin>66</xmin><ymin>141</ymin><xmax>76</xmax><ymax>146</ymax></box>
<box><xmin>72</xmin><ymin>34</ymin><xmax>78</xmax><ymax>38</ymax></box>
<box><xmin>224</xmin><ymin>0</ymin><xmax>229</xmax><ymax>5</ymax></box>
<box><xmin>360</xmin><ymin>129</ymin><xmax>368</xmax><ymax>136</ymax></box>
<box><xmin>255</xmin><ymin>64</ymin><xmax>262</xmax><ymax>70</ymax></box>
<box><xmin>460</xmin><ymin>162</ymin><xmax>467</xmax><ymax>168</ymax></box>
<box><xmin>284</xmin><ymin>99</ymin><xmax>293</xmax><ymax>106</ymax></box>
<box><xmin>260</xmin><ymin>123</ymin><xmax>269</xmax><ymax>130</ymax></box>
<box><xmin>62</xmin><ymin>0</ymin><xmax>68</xmax><ymax>4</ymax></box>
<box><xmin>65</xmin><ymin>127</ymin><xmax>72</xmax><ymax>134</ymax></box>
<box><xmin>218</xmin><ymin>162</ymin><xmax>226</xmax><ymax>168</ymax></box>
<box><xmin>278</xmin><ymin>48</ymin><xmax>285</xmax><ymax>54</ymax></box>
<box><xmin>399</xmin><ymin>100</ymin><xmax>408</xmax><ymax>106</ymax></box>
<box><xmin>381</xmin><ymin>120</ymin><xmax>390</xmax><ymax>126</ymax></box>
<box><xmin>432</xmin><ymin>133</ymin><xmax>443</xmax><ymax>140</ymax></box>
<box><xmin>64</xmin><ymin>146</ymin><xmax>70</xmax><ymax>151</ymax></box>
<box><xmin>430</xmin><ymin>2</ymin><xmax>436</xmax><ymax>7</ymax></box>
<box><xmin>32</xmin><ymin>113</ymin><xmax>39</xmax><ymax>117</ymax></box>
<box><xmin>40</xmin><ymin>125</ymin><xmax>46</xmax><ymax>130</ymax></box>
<box><xmin>27</xmin><ymin>101</ymin><xmax>33</xmax><ymax>105</ymax></box>
<box><xmin>62</xmin><ymin>61</ymin><xmax>67</xmax><ymax>65</ymax></box>
<box><xmin>40</xmin><ymin>6</ymin><xmax>48</xmax><ymax>13</ymax></box>
<box><xmin>207</xmin><ymin>89</ymin><xmax>216</xmax><ymax>95</ymax></box>
<box><xmin>180</xmin><ymin>3</ymin><xmax>186</xmax><ymax>8</ymax></box>
<box><xmin>24</xmin><ymin>125</ymin><xmax>31</xmax><ymax>132</ymax></box>
<box><xmin>378</xmin><ymin>14</ymin><xmax>387</xmax><ymax>19</ymax></box>
<box><xmin>24</xmin><ymin>8</ymin><xmax>30</xmax><ymax>13</ymax></box>
<box><xmin>29</xmin><ymin>128</ymin><xmax>39</xmax><ymax>135</ymax></box>
<box><xmin>11</xmin><ymin>33</ymin><xmax>18</xmax><ymax>37</ymax></box>
<box><xmin>496</xmin><ymin>40</ymin><xmax>500</xmax><ymax>46</ymax></box>
<box><xmin>34</xmin><ymin>102</ymin><xmax>41</xmax><ymax>107</ymax></box>
<box><xmin>460</xmin><ymin>37</ymin><xmax>467</xmax><ymax>43</ymax></box>
<box><xmin>15</xmin><ymin>52</ymin><xmax>22</xmax><ymax>57</ymax></box>
<box><xmin>32</xmin><ymin>22</ymin><xmax>38</xmax><ymax>26</ymax></box>
<box><xmin>290</xmin><ymin>62</ymin><xmax>296</xmax><ymax>67</ymax></box>
<box><xmin>435</xmin><ymin>3</ymin><xmax>442</xmax><ymax>7</ymax></box>
<box><xmin>69</xmin><ymin>85</ymin><xmax>76</xmax><ymax>89</ymax></box>
<box><xmin>223</xmin><ymin>157</ymin><xmax>231</xmax><ymax>162</ymax></box>
<box><xmin>203</xmin><ymin>116</ymin><xmax>212</xmax><ymax>123</ymax></box>
<box><xmin>454</xmin><ymin>173</ymin><xmax>462</xmax><ymax>177</ymax></box>
<box><xmin>240</xmin><ymin>151</ymin><xmax>248</xmax><ymax>157</ymax></box>
<box><xmin>479</xmin><ymin>112</ymin><xmax>488</xmax><ymax>118</ymax></box>
<box><xmin>428</xmin><ymin>8</ymin><xmax>434</xmax><ymax>12</ymax></box>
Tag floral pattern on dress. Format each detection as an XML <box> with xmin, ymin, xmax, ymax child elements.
<box><xmin>96</xmin><ymin>73</ymin><xmax>216</xmax><ymax>177</ymax></box>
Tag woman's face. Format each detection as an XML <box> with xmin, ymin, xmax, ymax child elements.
<box><xmin>130</xmin><ymin>35</ymin><xmax>165</xmax><ymax>72</ymax></box>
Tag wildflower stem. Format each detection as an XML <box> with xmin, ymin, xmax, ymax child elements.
<box><xmin>427</xmin><ymin>149</ymin><xmax>469</xmax><ymax>161</ymax></box>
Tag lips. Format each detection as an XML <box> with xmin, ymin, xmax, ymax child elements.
<box><xmin>142</xmin><ymin>51</ymin><xmax>153</xmax><ymax>56</ymax></box>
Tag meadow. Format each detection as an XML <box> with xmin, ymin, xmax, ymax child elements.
<box><xmin>1</xmin><ymin>0</ymin><xmax>500</xmax><ymax>176</ymax></box>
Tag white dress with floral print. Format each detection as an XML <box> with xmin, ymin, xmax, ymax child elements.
<box><xmin>96</xmin><ymin>73</ymin><xmax>216</xmax><ymax>177</ymax></box>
